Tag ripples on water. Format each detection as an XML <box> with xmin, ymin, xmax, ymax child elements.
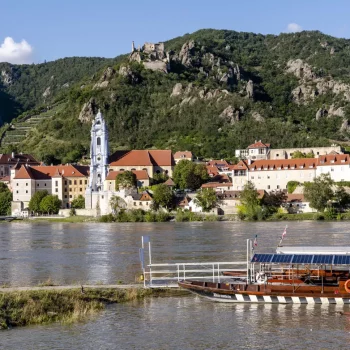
<box><xmin>1</xmin><ymin>221</ymin><xmax>350</xmax><ymax>348</ymax></box>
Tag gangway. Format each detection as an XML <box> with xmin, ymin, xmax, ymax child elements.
<box><xmin>139</xmin><ymin>236</ymin><xmax>247</xmax><ymax>288</ymax></box>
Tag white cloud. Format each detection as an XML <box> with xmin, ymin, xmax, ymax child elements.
<box><xmin>285</xmin><ymin>23</ymin><xmax>303</xmax><ymax>33</ymax></box>
<box><xmin>0</xmin><ymin>37</ymin><xmax>33</xmax><ymax>64</ymax></box>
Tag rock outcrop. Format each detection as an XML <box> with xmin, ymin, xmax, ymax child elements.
<box><xmin>219</xmin><ymin>105</ymin><xmax>240</xmax><ymax>124</ymax></box>
<box><xmin>246</xmin><ymin>80</ymin><xmax>254</xmax><ymax>99</ymax></box>
<box><xmin>1</xmin><ymin>69</ymin><xmax>13</xmax><ymax>86</ymax></box>
<box><xmin>93</xmin><ymin>67</ymin><xmax>115</xmax><ymax>89</ymax></box>
<box><xmin>171</xmin><ymin>83</ymin><xmax>183</xmax><ymax>97</ymax></box>
<box><xmin>78</xmin><ymin>98</ymin><xmax>97</xmax><ymax>123</ymax></box>
<box><xmin>251</xmin><ymin>111</ymin><xmax>265</xmax><ymax>122</ymax></box>
<box><xmin>42</xmin><ymin>87</ymin><xmax>51</xmax><ymax>99</ymax></box>
<box><xmin>315</xmin><ymin>108</ymin><xmax>327</xmax><ymax>120</ymax></box>
<box><xmin>178</xmin><ymin>40</ymin><xmax>195</xmax><ymax>67</ymax></box>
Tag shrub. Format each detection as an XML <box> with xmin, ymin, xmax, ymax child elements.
<box><xmin>99</xmin><ymin>214</ymin><xmax>115</xmax><ymax>222</ymax></box>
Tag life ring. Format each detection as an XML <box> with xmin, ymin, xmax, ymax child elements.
<box><xmin>344</xmin><ymin>279</ymin><xmax>350</xmax><ymax>293</ymax></box>
<box><xmin>256</xmin><ymin>272</ymin><xmax>267</xmax><ymax>284</ymax></box>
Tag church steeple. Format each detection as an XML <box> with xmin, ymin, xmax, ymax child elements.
<box><xmin>88</xmin><ymin>110</ymin><xmax>109</xmax><ymax>191</ymax></box>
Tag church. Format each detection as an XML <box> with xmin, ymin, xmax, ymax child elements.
<box><xmin>85</xmin><ymin>110</ymin><xmax>175</xmax><ymax>215</ymax></box>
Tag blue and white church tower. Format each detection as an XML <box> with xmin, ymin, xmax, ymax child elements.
<box><xmin>85</xmin><ymin>110</ymin><xmax>109</xmax><ymax>210</ymax></box>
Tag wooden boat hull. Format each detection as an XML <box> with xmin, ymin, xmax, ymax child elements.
<box><xmin>179</xmin><ymin>281</ymin><xmax>350</xmax><ymax>304</ymax></box>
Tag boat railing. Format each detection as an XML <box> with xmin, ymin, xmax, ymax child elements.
<box><xmin>143</xmin><ymin>261</ymin><xmax>247</xmax><ymax>288</ymax></box>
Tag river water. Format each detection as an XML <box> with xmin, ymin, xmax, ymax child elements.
<box><xmin>1</xmin><ymin>221</ymin><xmax>350</xmax><ymax>349</ymax></box>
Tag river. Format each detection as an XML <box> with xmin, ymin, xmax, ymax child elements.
<box><xmin>1</xmin><ymin>221</ymin><xmax>350</xmax><ymax>349</ymax></box>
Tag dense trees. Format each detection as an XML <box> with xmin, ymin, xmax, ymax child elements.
<box><xmin>152</xmin><ymin>184</ymin><xmax>174</xmax><ymax>210</ymax></box>
<box><xmin>39</xmin><ymin>195</ymin><xmax>62</xmax><ymax>214</ymax></box>
<box><xmin>0</xmin><ymin>183</ymin><xmax>12</xmax><ymax>215</ymax></box>
<box><xmin>1</xmin><ymin>29</ymin><xmax>350</xmax><ymax>162</ymax></box>
<box><xmin>71</xmin><ymin>195</ymin><xmax>85</xmax><ymax>209</ymax></box>
<box><xmin>115</xmin><ymin>171</ymin><xmax>137</xmax><ymax>191</ymax></box>
<box><xmin>173</xmin><ymin>160</ymin><xmax>208</xmax><ymax>190</ymax></box>
<box><xmin>193</xmin><ymin>188</ymin><xmax>218</xmax><ymax>212</ymax></box>
<box><xmin>28</xmin><ymin>190</ymin><xmax>49</xmax><ymax>214</ymax></box>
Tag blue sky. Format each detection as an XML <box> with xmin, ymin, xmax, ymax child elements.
<box><xmin>1</xmin><ymin>0</ymin><xmax>350</xmax><ymax>63</ymax></box>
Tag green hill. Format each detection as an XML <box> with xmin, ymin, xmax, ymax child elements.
<box><xmin>1</xmin><ymin>29</ymin><xmax>350</xmax><ymax>163</ymax></box>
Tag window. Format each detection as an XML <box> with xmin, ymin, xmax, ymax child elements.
<box><xmin>276</xmin><ymin>154</ymin><xmax>279</xmax><ymax>157</ymax></box>
<box><xmin>55</xmin><ymin>181</ymin><xmax>58</xmax><ymax>186</ymax></box>
<box><xmin>74</xmin><ymin>180</ymin><xmax>77</xmax><ymax>185</ymax></box>
<box><xmin>65</xmin><ymin>181</ymin><xmax>67</xmax><ymax>185</ymax></box>
<box><xmin>37</xmin><ymin>183</ymin><xmax>39</xmax><ymax>186</ymax></box>
<box><xmin>85</xmin><ymin>180</ymin><xmax>87</xmax><ymax>184</ymax></box>
<box><xmin>139</xmin><ymin>202</ymin><xmax>142</xmax><ymax>205</ymax></box>
<box><xmin>331</xmin><ymin>168</ymin><xmax>334</xmax><ymax>172</ymax></box>
<box><xmin>69</xmin><ymin>195</ymin><xmax>72</xmax><ymax>198</ymax></box>
<box><xmin>134</xmin><ymin>202</ymin><xmax>136</xmax><ymax>206</ymax></box>
<box><xmin>16</xmin><ymin>183</ymin><xmax>18</xmax><ymax>186</ymax></box>
<box><xmin>16</xmin><ymin>190</ymin><xmax>18</xmax><ymax>194</ymax></box>
<box><xmin>55</xmin><ymin>188</ymin><xmax>58</xmax><ymax>193</ymax></box>
<box><xmin>64</xmin><ymin>195</ymin><xmax>67</xmax><ymax>198</ymax></box>
<box><xmin>69</xmin><ymin>180</ymin><xmax>72</xmax><ymax>185</ymax></box>
<box><xmin>69</xmin><ymin>187</ymin><xmax>72</xmax><ymax>192</ymax></box>
<box><xmin>79</xmin><ymin>180</ymin><xmax>82</xmax><ymax>185</ymax></box>
<box><xmin>44</xmin><ymin>183</ymin><xmax>47</xmax><ymax>186</ymax></box>
<box><xmin>267</xmin><ymin>185</ymin><xmax>270</xmax><ymax>189</ymax></box>
<box><xmin>80</xmin><ymin>188</ymin><xmax>82</xmax><ymax>192</ymax></box>
<box><xmin>251</xmin><ymin>176</ymin><xmax>254</xmax><ymax>179</ymax></box>
<box><xmin>26</xmin><ymin>190</ymin><xmax>28</xmax><ymax>193</ymax></box>
<box><xmin>277</xmin><ymin>185</ymin><xmax>280</xmax><ymax>189</ymax></box>
<box><xmin>97</xmin><ymin>137</ymin><xmax>101</xmax><ymax>146</ymax></box>
<box><xmin>26</xmin><ymin>183</ymin><xmax>28</xmax><ymax>186</ymax></box>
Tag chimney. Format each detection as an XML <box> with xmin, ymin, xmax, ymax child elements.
<box><xmin>248</xmin><ymin>159</ymin><xmax>252</xmax><ymax>165</ymax></box>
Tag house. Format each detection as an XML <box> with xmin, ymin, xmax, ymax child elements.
<box><xmin>174</xmin><ymin>151</ymin><xmax>193</xmax><ymax>164</ymax></box>
<box><xmin>316</xmin><ymin>154</ymin><xmax>350</xmax><ymax>182</ymax></box>
<box><xmin>105</xmin><ymin>170</ymin><xmax>150</xmax><ymax>191</ymax></box>
<box><xmin>164</xmin><ymin>178</ymin><xmax>175</xmax><ymax>188</ymax></box>
<box><xmin>201</xmin><ymin>182</ymin><xmax>234</xmax><ymax>191</ymax></box>
<box><xmin>235</xmin><ymin>141</ymin><xmax>270</xmax><ymax>161</ymax></box>
<box><xmin>125</xmin><ymin>190</ymin><xmax>153</xmax><ymax>211</ymax></box>
<box><xmin>11</xmin><ymin>164</ymin><xmax>89</xmax><ymax>215</ymax></box>
<box><xmin>109</xmin><ymin>150</ymin><xmax>175</xmax><ymax>178</ymax></box>
<box><xmin>216</xmin><ymin>190</ymin><xmax>241</xmax><ymax>214</ymax></box>
<box><xmin>248</xmin><ymin>158</ymin><xmax>317</xmax><ymax>191</ymax></box>
<box><xmin>283</xmin><ymin>194</ymin><xmax>315</xmax><ymax>214</ymax></box>
<box><xmin>0</xmin><ymin>152</ymin><xmax>39</xmax><ymax>178</ymax></box>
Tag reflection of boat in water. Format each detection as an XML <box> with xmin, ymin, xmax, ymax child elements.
<box><xmin>0</xmin><ymin>216</ymin><xmax>17</xmax><ymax>222</ymax></box>
<box><xmin>179</xmin><ymin>242</ymin><xmax>350</xmax><ymax>304</ymax></box>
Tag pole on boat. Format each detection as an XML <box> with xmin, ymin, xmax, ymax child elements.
<box><xmin>141</xmin><ymin>236</ymin><xmax>151</xmax><ymax>287</ymax></box>
<box><xmin>246</xmin><ymin>239</ymin><xmax>250</xmax><ymax>284</ymax></box>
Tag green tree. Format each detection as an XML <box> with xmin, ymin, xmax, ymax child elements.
<box><xmin>152</xmin><ymin>184</ymin><xmax>173</xmax><ymax>210</ymax></box>
<box><xmin>304</xmin><ymin>174</ymin><xmax>334</xmax><ymax>212</ymax></box>
<box><xmin>71</xmin><ymin>195</ymin><xmax>85</xmax><ymax>209</ymax></box>
<box><xmin>39</xmin><ymin>195</ymin><xmax>62</xmax><ymax>214</ymax></box>
<box><xmin>109</xmin><ymin>195</ymin><xmax>126</xmax><ymax>214</ymax></box>
<box><xmin>334</xmin><ymin>187</ymin><xmax>350</xmax><ymax>208</ymax></box>
<box><xmin>193</xmin><ymin>188</ymin><xmax>218</xmax><ymax>212</ymax></box>
<box><xmin>0</xmin><ymin>190</ymin><xmax>12</xmax><ymax>215</ymax></box>
<box><xmin>238</xmin><ymin>181</ymin><xmax>264</xmax><ymax>220</ymax></box>
<box><xmin>115</xmin><ymin>171</ymin><xmax>137</xmax><ymax>191</ymax></box>
<box><xmin>28</xmin><ymin>190</ymin><xmax>49</xmax><ymax>213</ymax></box>
<box><xmin>291</xmin><ymin>151</ymin><xmax>314</xmax><ymax>159</ymax></box>
<box><xmin>287</xmin><ymin>181</ymin><xmax>300</xmax><ymax>194</ymax></box>
<box><xmin>173</xmin><ymin>160</ymin><xmax>209</xmax><ymax>190</ymax></box>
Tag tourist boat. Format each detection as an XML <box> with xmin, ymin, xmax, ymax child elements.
<box><xmin>178</xmin><ymin>241</ymin><xmax>350</xmax><ymax>304</ymax></box>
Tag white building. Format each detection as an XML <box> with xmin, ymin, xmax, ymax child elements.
<box><xmin>316</xmin><ymin>154</ymin><xmax>350</xmax><ymax>182</ymax></box>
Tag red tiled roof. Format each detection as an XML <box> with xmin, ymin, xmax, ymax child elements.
<box><xmin>249</xmin><ymin>158</ymin><xmax>317</xmax><ymax>171</ymax></box>
<box><xmin>0</xmin><ymin>153</ymin><xmax>39</xmax><ymax>165</ymax></box>
<box><xmin>206</xmin><ymin>165</ymin><xmax>220</xmax><ymax>176</ymax></box>
<box><xmin>201</xmin><ymin>182</ymin><xmax>233</xmax><ymax>188</ymax></box>
<box><xmin>109</xmin><ymin>150</ymin><xmax>174</xmax><ymax>167</ymax></box>
<box><xmin>231</xmin><ymin>160</ymin><xmax>249</xmax><ymax>170</ymax></box>
<box><xmin>164</xmin><ymin>178</ymin><xmax>175</xmax><ymax>186</ymax></box>
<box><xmin>317</xmin><ymin>154</ymin><xmax>350</xmax><ymax>166</ymax></box>
<box><xmin>14</xmin><ymin>165</ymin><xmax>89</xmax><ymax>180</ymax></box>
<box><xmin>210</xmin><ymin>174</ymin><xmax>231</xmax><ymax>183</ymax></box>
<box><xmin>174</xmin><ymin>151</ymin><xmax>193</xmax><ymax>159</ymax></box>
<box><xmin>216</xmin><ymin>189</ymin><xmax>266</xmax><ymax>199</ymax></box>
<box><xmin>247</xmin><ymin>141</ymin><xmax>270</xmax><ymax>149</ymax></box>
<box><xmin>286</xmin><ymin>194</ymin><xmax>306</xmax><ymax>202</ymax></box>
<box><xmin>206</xmin><ymin>159</ymin><xmax>229</xmax><ymax>167</ymax></box>
<box><xmin>106</xmin><ymin>170</ymin><xmax>149</xmax><ymax>181</ymax></box>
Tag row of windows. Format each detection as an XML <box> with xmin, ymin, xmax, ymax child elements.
<box><xmin>134</xmin><ymin>202</ymin><xmax>149</xmax><ymax>206</ymax></box>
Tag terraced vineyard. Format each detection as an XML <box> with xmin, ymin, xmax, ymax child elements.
<box><xmin>0</xmin><ymin>103</ymin><xmax>66</xmax><ymax>148</ymax></box>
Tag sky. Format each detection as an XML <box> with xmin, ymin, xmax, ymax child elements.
<box><xmin>1</xmin><ymin>0</ymin><xmax>350</xmax><ymax>64</ymax></box>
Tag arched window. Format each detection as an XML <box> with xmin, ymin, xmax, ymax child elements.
<box><xmin>97</xmin><ymin>137</ymin><xmax>101</xmax><ymax>146</ymax></box>
<box><xmin>96</xmin><ymin>120</ymin><xmax>101</xmax><ymax>125</ymax></box>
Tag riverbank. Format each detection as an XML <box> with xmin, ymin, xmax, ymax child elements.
<box><xmin>0</xmin><ymin>286</ymin><xmax>185</xmax><ymax>330</ymax></box>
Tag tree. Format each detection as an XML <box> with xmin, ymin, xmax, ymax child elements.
<box><xmin>28</xmin><ymin>190</ymin><xmax>49</xmax><ymax>213</ymax></box>
<box><xmin>238</xmin><ymin>181</ymin><xmax>263</xmax><ymax>220</ymax></box>
<box><xmin>291</xmin><ymin>151</ymin><xmax>314</xmax><ymax>159</ymax></box>
<box><xmin>152</xmin><ymin>184</ymin><xmax>174</xmax><ymax>210</ymax></box>
<box><xmin>262</xmin><ymin>191</ymin><xmax>287</xmax><ymax>208</ymax></box>
<box><xmin>109</xmin><ymin>195</ymin><xmax>126</xmax><ymax>214</ymax></box>
<box><xmin>173</xmin><ymin>160</ymin><xmax>209</xmax><ymax>190</ymax></box>
<box><xmin>71</xmin><ymin>195</ymin><xmax>85</xmax><ymax>209</ymax></box>
<box><xmin>115</xmin><ymin>171</ymin><xmax>137</xmax><ymax>191</ymax></box>
<box><xmin>193</xmin><ymin>188</ymin><xmax>218</xmax><ymax>212</ymax></box>
<box><xmin>334</xmin><ymin>187</ymin><xmax>350</xmax><ymax>208</ymax></box>
<box><xmin>0</xmin><ymin>190</ymin><xmax>12</xmax><ymax>215</ymax></box>
<box><xmin>39</xmin><ymin>195</ymin><xmax>62</xmax><ymax>214</ymax></box>
<box><xmin>304</xmin><ymin>174</ymin><xmax>334</xmax><ymax>212</ymax></box>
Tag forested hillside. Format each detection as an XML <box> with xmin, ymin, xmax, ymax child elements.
<box><xmin>1</xmin><ymin>29</ymin><xmax>350</xmax><ymax>163</ymax></box>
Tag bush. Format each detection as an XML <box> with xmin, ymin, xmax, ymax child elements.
<box><xmin>144</xmin><ymin>211</ymin><xmax>157</xmax><ymax>222</ymax></box>
<box><xmin>204</xmin><ymin>214</ymin><xmax>220</xmax><ymax>221</ymax></box>
<box><xmin>99</xmin><ymin>214</ymin><xmax>115</xmax><ymax>222</ymax></box>
<box><xmin>175</xmin><ymin>210</ymin><xmax>204</xmax><ymax>222</ymax></box>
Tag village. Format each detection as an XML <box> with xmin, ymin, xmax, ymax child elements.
<box><xmin>3</xmin><ymin>110</ymin><xmax>348</xmax><ymax>219</ymax></box>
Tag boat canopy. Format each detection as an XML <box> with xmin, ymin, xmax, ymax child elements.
<box><xmin>276</xmin><ymin>246</ymin><xmax>350</xmax><ymax>255</ymax></box>
<box><xmin>251</xmin><ymin>253</ymin><xmax>350</xmax><ymax>265</ymax></box>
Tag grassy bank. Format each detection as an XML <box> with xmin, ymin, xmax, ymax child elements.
<box><xmin>28</xmin><ymin>216</ymin><xmax>96</xmax><ymax>223</ymax></box>
<box><xmin>0</xmin><ymin>287</ymin><xmax>180</xmax><ymax>329</ymax></box>
<box><xmin>267</xmin><ymin>212</ymin><xmax>350</xmax><ymax>221</ymax></box>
